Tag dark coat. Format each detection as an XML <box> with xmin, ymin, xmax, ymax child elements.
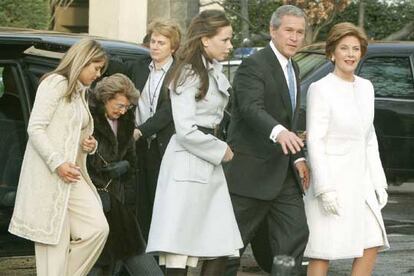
<box><xmin>87</xmin><ymin>96</ymin><xmax>145</xmax><ymax>262</ymax></box>
<box><xmin>106</xmin><ymin>55</ymin><xmax>175</xmax><ymax>156</ymax></box>
<box><xmin>225</xmin><ymin>45</ymin><xmax>305</xmax><ymax>200</ymax></box>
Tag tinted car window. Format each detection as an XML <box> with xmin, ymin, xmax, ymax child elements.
<box><xmin>222</xmin><ymin>63</ymin><xmax>239</xmax><ymax>84</ymax></box>
<box><xmin>293</xmin><ymin>52</ymin><xmax>327</xmax><ymax>80</ymax></box>
<box><xmin>359</xmin><ymin>57</ymin><xmax>414</xmax><ymax>99</ymax></box>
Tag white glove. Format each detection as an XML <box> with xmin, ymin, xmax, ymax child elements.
<box><xmin>375</xmin><ymin>188</ymin><xmax>388</xmax><ymax>209</ymax></box>
<box><xmin>319</xmin><ymin>191</ymin><xmax>341</xmax><ymax>216</ymax></box>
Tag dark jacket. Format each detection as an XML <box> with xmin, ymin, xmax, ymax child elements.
<box><xmin>225</xmin><ymin>45</ymin><xmax>305</xmax><ymax>200</ymax></box>
<box><xmin>106</xmin><ymin>55</ymin><xmax>175</xmax><ymax>156</ymax></box>
<box><xmin>87</xmin><ymin>95</ymin><xmax>145</xmax><ymax>261</ymax></box>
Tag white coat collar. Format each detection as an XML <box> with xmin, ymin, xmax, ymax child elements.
<box><xmin>202</xmin><ymin>55</ymin><xmax>231</xmax><ymax>96</ymax></box>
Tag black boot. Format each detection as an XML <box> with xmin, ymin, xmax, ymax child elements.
<box><xmin>201</xmin><ymin>257</ymin><xmax>228</xmax><ymax>276</ymax></box>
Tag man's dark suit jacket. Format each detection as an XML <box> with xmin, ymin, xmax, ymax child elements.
<box><xmin>106</xmin><ymin>55</ymin><xmax>174</xmax><ymax>156</ymax></box>
<box><xmin>226</xmin><ymin>45</ymin><xmax>304</xmax><ymax>201</ymax></box>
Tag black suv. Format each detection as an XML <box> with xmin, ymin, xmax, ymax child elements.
<box><xmin>0</xmin><ymin>28</ymin><xmax>148</xmax><ymax>257</ymax></box>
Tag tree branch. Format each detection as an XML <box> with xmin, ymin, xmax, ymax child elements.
<box><xmin>384</xmin><ymin>21</ymin><xmax>414</xmax><ymax>40</ymax></box>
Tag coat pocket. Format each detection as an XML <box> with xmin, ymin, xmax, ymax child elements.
<box><xmin>174</xmin><ymin>149</ymin><xmax>215</xmax><ymax>184</ymax></box>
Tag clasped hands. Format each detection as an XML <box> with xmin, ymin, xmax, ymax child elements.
<box><xmin>319</xmin><ymin>188</ymin><xmax>388</xmax><ymax>216</ymax></box>
<box><xmin>57</xmin><ymin>162</ymin><xmax>81</xmax><ymax>183</ymax></box>
<box><xmin>57</xmin><ymin>136</ymin><xmax>97</xmax><ymax>183</ymax></box>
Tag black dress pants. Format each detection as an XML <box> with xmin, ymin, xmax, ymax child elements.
<box><xmin>226</xmin><ymin>169</ymin><xmax>309</xmax><ymax>276</ymax></box>
<box><xmin>136</xmin><ymin>138</ymin><xmax>162</xmax><ymax>242</ymax></box>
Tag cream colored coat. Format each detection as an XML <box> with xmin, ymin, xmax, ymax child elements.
<box><xmin>9</xmin><ymin>74</ymin><xmax>100</xmax><ymax>245</ymax></box>
<box><xmin>304</xmin><ymin>73</ymin><xmax>389</xmax><ymax>259</ymax></box>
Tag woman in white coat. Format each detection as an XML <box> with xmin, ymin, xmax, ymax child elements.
<box><xmin>304</xmin><ymin>22</ymin><xmax>390</xmax><ymax>276</ymax></box>
<box><xmin>9</xmin><ymin>39</ymin><xmax>109</xmax><ymax>276</ymax></box>
<box><xmin>146</xmin><ymin>10</ymin><xmax>243</xmax><ymax>276</ymax></box>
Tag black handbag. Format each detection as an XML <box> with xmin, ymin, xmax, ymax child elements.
<box><xmin>95</xmin><ymin>150</ymin><xmax>130</xmax><ymax>212</ymax></box>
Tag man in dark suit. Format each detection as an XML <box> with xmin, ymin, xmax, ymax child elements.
<box><xmin>225</xmin><ymin>5</ymin><xmax>310</xmax><ymax>275</ymax></box>
<box><xmin>106</xmin><ymin>20</ymin><xmax>181</xmax><ymax>241</ymax></box>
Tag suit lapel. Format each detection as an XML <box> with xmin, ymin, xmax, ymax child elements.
<box><xmin>263</xmin><ymin>46</ymin><xmax>293</xmax><ymax>120</ymax></box>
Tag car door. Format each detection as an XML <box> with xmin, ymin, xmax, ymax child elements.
<box><xmin>358</xmin><ymin>53</ymin><xmax>414</xmax><ymax>184</ymax></box>
<box><xmin>0</xmin><ymin>60</ymin><xmax>34</xmax><ymax>256</ymax></box>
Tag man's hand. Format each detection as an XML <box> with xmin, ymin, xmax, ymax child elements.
<box><xmin>57</xmin><ymin>162</ymin><xmax>81</xmax><ymax>183</ymax></box>
<box><xmin>295</xmin><ymin>160</ymin><xmax>310</xmax><ymax>190</ymax></box>
<box><xmin>277</xmin><ymin>130</ymin><xmax>304</xmax><ymax>155</ymax></box>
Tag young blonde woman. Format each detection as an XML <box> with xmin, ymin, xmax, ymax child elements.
<box><xmin>9</xmin><ymin>38</ymin><xmax>109</xmax><ymax>276</ymax></box>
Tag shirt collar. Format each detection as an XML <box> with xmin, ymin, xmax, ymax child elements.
<box><xmin>269</xmin><ymin>41</ymin><xmax>290</xmax><ymax>69</ymax></box>
<box><xmin>149</xmin><ymin>56</ymin><xmax>174</xmax><ymax>72</ymax></box>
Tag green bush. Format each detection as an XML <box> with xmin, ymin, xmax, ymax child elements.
<box><xmin>0</xmin><ymin>0</ymin><xmax>50</xmax><ymax>30</ymax></box>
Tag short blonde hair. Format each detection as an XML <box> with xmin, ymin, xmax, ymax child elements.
<box><xmin>147</xmin><ymin>19</ymin><xmax>182</xmax><ymax>52</ymax></box>
<box><xmin>94</xmin><ymin>73</ymin><xmax>139</xmax><ymax>105</ymax></box>
<box><xmin>43</xmin><ymin>38</ymin><xmax>108</xmax><ymax>101</ymax></box>
<box><xmin>326</xmin><ymin>22</ymin><xmax>368</xmax><ymax>60</ymax></box>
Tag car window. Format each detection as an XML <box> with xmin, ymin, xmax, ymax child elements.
<box><xmin>359</xmin><ymin>57</ymin><xmax>414</xmax><ymax>99</ymax></box>
<box><xmin>0</xmin><ymin>64</ymin><xmax>26</xmax><ymax>219</ymax></box>
<box><xmin>222</xmin><ymin>63</ymin><xmax>239</xmax><ymax>84</ymax></box>
<box><xmin>294</xmin><ymin>52</ymin><xmax>328</xmax><ymax>80</ymax></box>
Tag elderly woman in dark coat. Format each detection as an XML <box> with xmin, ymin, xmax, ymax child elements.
<box><xmin>87</xmin><ymin>73</ymin><xmax>162</xmax><ymax>276</ymax></box>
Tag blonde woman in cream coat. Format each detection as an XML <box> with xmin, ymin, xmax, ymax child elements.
<box><xmin>9</xmin><ymin>39</ymin><xmax>109</xmax><ymax>276</ymax></box>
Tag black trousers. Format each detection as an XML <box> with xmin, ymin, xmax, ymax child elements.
<box><xmin>227</xmin><ymin>169</ymin><xmax>309</xmax><ymax>275</ymax></box>
<box><xmin>136</xmin><ymin>138</ymin><xmax>162</xmax><ymax>242</ymax></box>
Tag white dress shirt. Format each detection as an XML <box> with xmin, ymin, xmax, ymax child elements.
<box><xmin>268</xmin><ymin>41</ymin><xmax>297</xmax><ymax>143</ymax></box>
<box><xmin>136</xmin><ymin>57</ymin><xmax>173</xmax><ymax>126</ymax></box>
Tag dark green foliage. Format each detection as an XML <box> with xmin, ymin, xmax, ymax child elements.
<box><xmin>0</xmin><ymin>0</ymin><xmax>50</xmax><ymax>30</ymax></box>
<box><xmin>223</xmin><ymin>0</ymin><xmax>414</xmax><ymax>47</ymax></box>
<box><xmin>317</xmin><ymin>0</ymin><xmax>414</xmax><ymax>41</ymax></box>
<box><xmin>222</xmin><ymin>0</ymin><xmax>282</xmax><ymax>47</ymax></box>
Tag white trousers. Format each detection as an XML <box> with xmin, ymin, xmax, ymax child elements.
<box><xmin>35</xmin><ymin>179</ymin><xmax>109</xmax><ymax>276</ymax></box>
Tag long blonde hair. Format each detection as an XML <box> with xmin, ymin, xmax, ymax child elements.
<box><xmin>42</xmin><ymin>38</ymin><xmax>108</xmax><ymax>101</ymax></box>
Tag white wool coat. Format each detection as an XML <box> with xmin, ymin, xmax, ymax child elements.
<box><xmin>304</xmin><ymin>73</ymin><xmax>390</xmax><ymax>259</ymax></box>
<box><xmin>9</xmin><ymin>74</ymin><xmax>100</xmax><ymax>245</ymax></box>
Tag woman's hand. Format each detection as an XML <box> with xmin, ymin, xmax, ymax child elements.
<box><xmin>376</xmin><ymin>188</ymin><xmax>388</xmax><ymax>209</ymax></box>
<box><xmin>319</xmin><ymin>191</ymin><xmax>341</xmax><ymax>216</ymax></box>
<box><xmin>222</xmin><ymin>146</ymin><xmax>234</xmax><ymax>163</ymax></box>
<box><xmin>133</xmin><ymin>128</ymin><xmax>142</xmax><ymax>141</ymax></box>
<box><xmin>82</xmin><ymin>135</ymin><xmax>97</xmax><ymax>153</ymax></box>
<box><xmin>57</xmin><ymin>162</ymin><xmax>81</xmax><ymax>183</ymax></box>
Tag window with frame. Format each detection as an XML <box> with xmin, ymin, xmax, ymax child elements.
<box><xmin>358</xmin><ymin>56</ymin><xmax>414</xmax><ymax>99</ymax></box>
